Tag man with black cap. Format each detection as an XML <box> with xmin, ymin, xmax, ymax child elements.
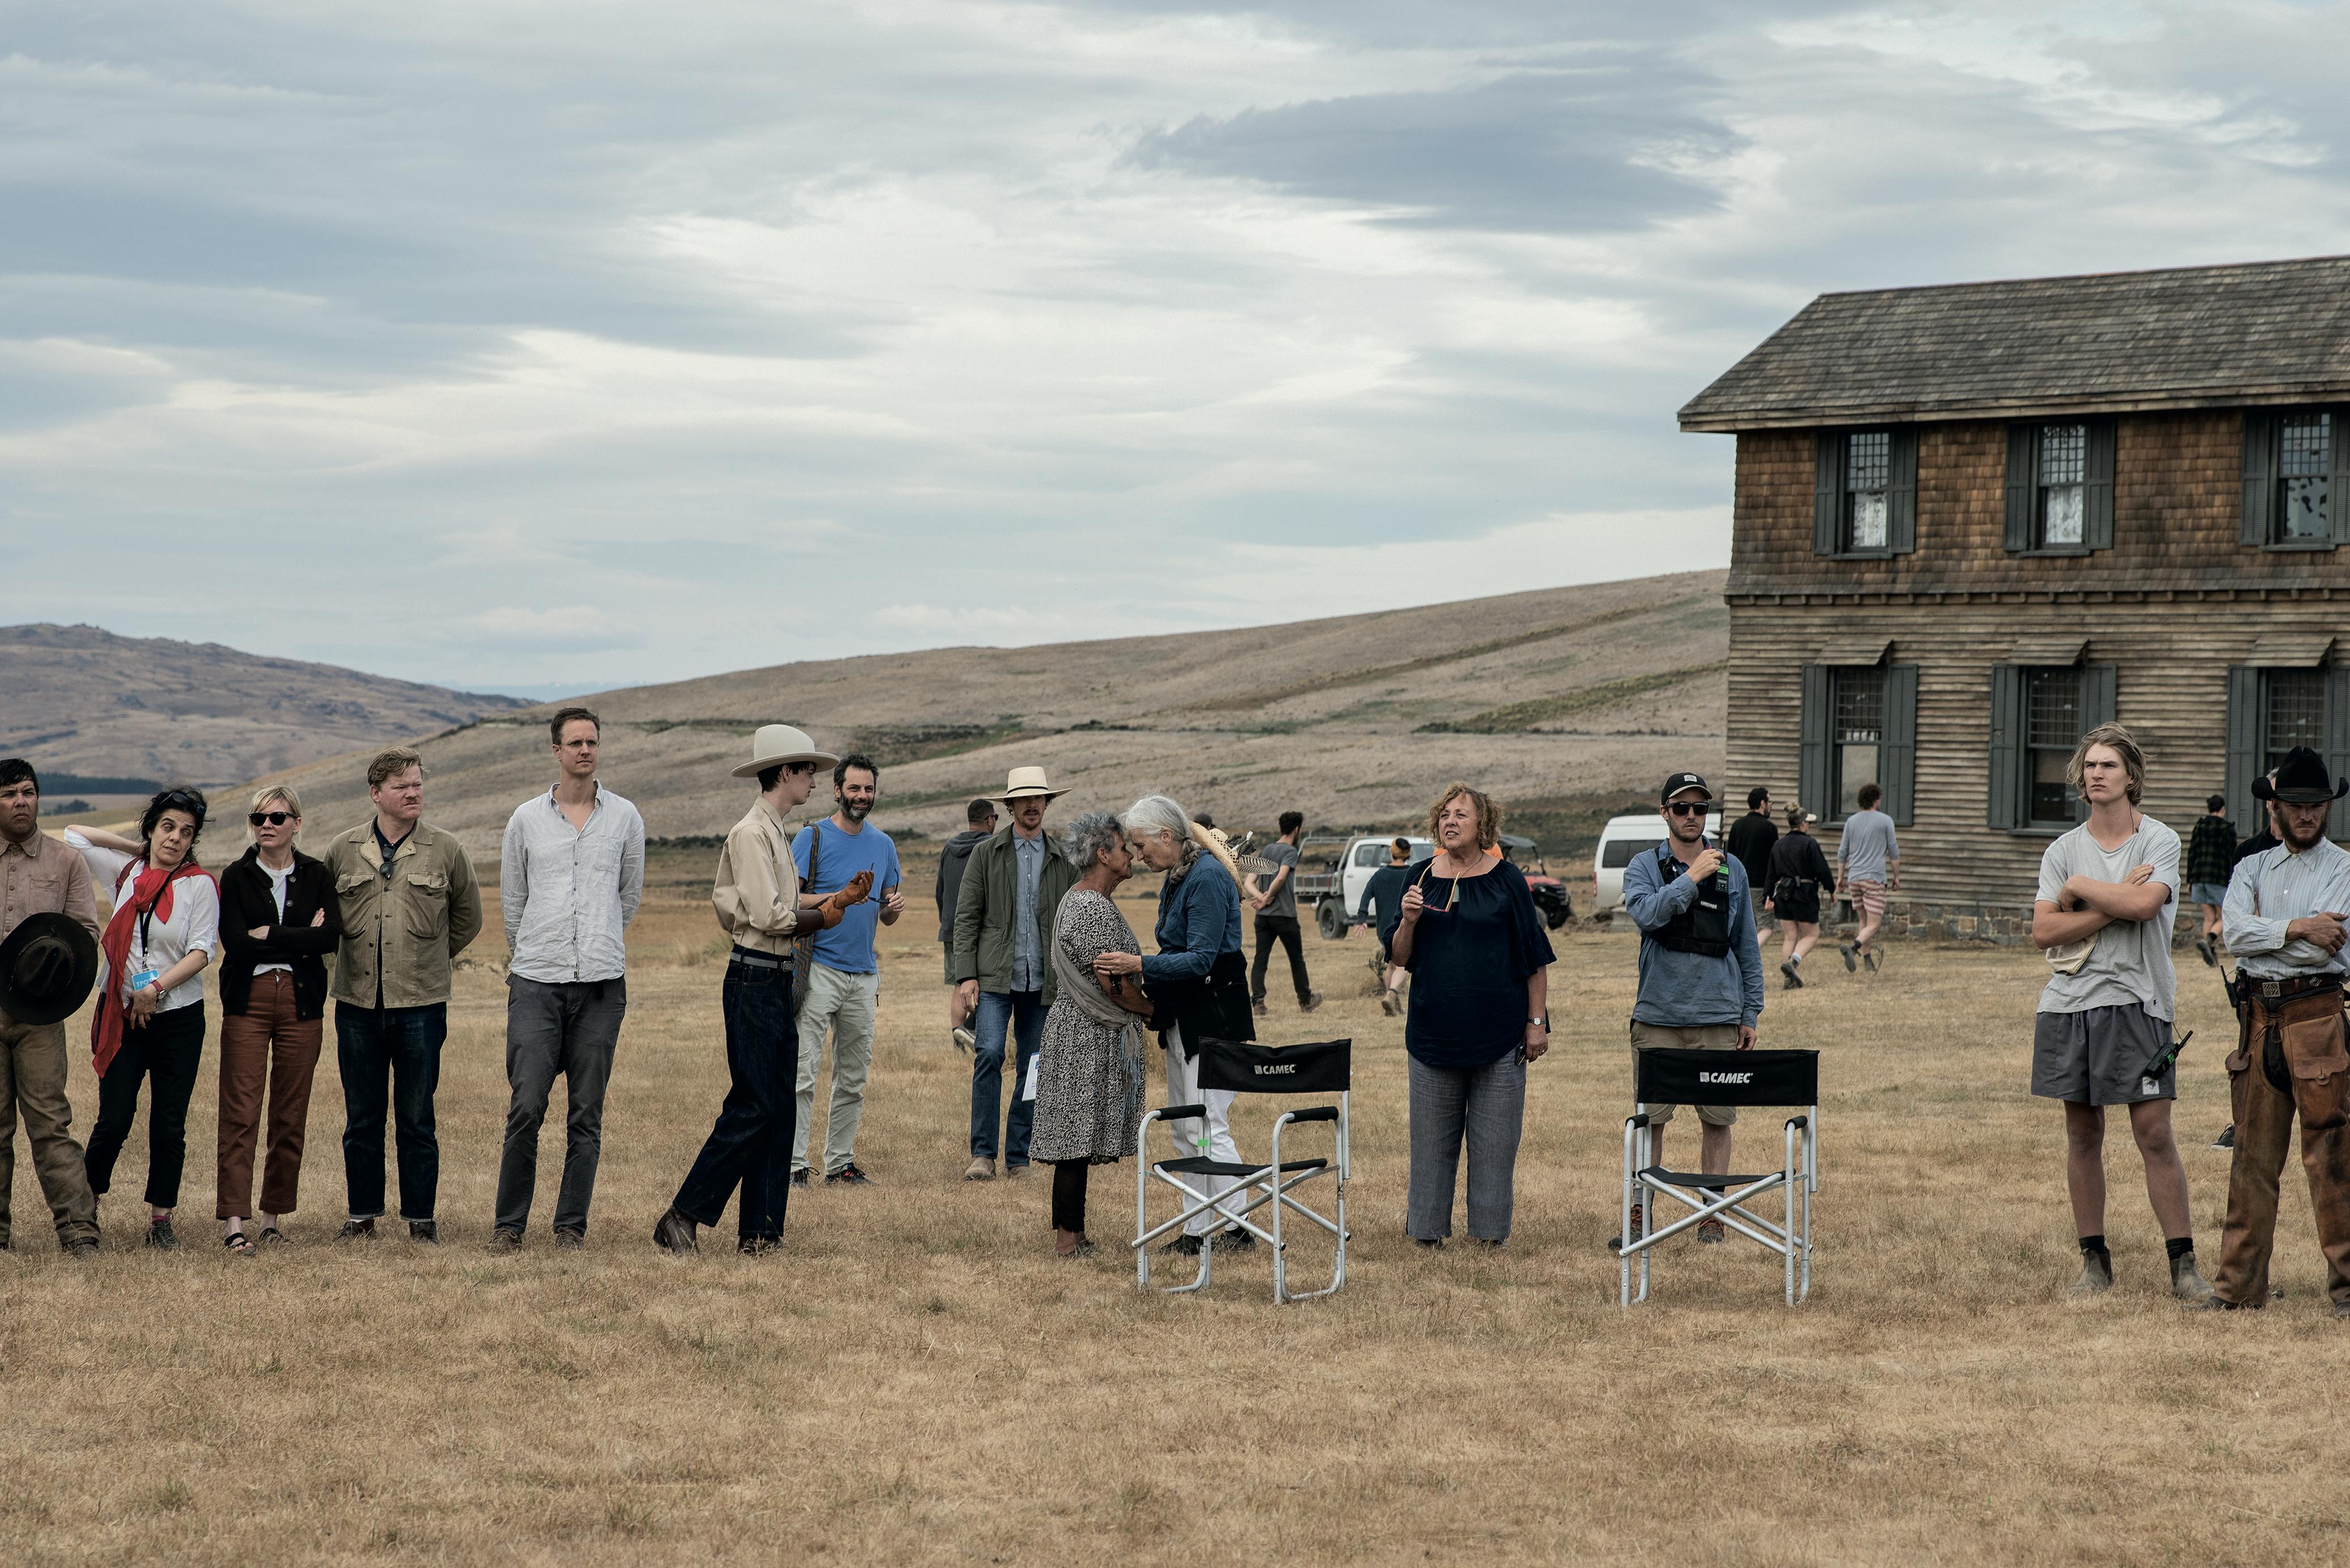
<box><xmin>2206</xmin><ymin>746</ymin><xmax>2350</xmax><ymax>1313</ymax></box>
<box><xmin>0</xmin><ymin>759</ymin><xmax>103</xmax><ymax>1256</ymax></box>
<box><xmin>1617</xmin><ymin>770</ymin><xmax>1764</xmax><ymax>1246</ymax></box>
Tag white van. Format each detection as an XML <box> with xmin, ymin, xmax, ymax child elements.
<box><xmin>1590</xmin><ymin>811</ymin><xmax>1723</xmax><ymax>917</ymax></box>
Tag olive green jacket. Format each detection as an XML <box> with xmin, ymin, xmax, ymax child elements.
<box><xmin>950</xmin><ymin>825</ymin><xmax>1078</xmax><ymax>1003</ymax></box>
<box><xmin>324</xmin><ymin>821</ymin><xmax>485</xmax><ymax>1009</ymax></box>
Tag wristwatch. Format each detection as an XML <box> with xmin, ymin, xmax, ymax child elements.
<box><xmin>1527</xmin><ymin>1015</ymin><xmax>1549</xmax><ymax>1031</ymax></box>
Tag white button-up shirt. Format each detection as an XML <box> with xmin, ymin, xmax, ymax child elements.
<box><xmin>501</xmin><ymin>784</ymin><xmax>644</xmax><ymax>984</ymax></box>
<box><xmin>2221</xmin><ymin>836</ymin><xmax>2350</xmax><ymax>980</ymax></box>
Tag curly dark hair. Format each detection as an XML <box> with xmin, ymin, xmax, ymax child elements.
<box><xmin>140</xmin><ymin>786</ymin><xmax>209</xmax><ymax>861</ymax></box>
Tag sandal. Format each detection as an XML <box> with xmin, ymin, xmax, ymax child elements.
<box><xmin>223</xmin><ymin>1230</ymin><xmax>254</xmax><ymax>1255</ymax></box>
<box><xmin>255</xmin><ymin>1227</ymin><xmax>286</xmax><ymax>1247</ymax></box>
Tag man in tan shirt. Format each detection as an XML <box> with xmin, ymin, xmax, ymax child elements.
<box><xmin>0</xmin><ymin>760</ymin><xmax>101</xmax><ymax>1256</ymax></box>
<box><xmin>655</xmin><ymin>726</ymin><xmax>869</xmax><ymax>1255</ymax></box>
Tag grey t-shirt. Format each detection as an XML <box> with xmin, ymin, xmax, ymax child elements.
<box><xmin>1259</xmin><ymin>840</ymin><xmax>1301</xmax><ymax>920</ymax></box>
<box><xmin>1839</xmin><ymin>809</ymin><xmax>1899</xmax><ymax>884</ymax></box>
<box><xmin>2035</xmin><ymin>815</ymin><xmax>2180</xmax><ymax>1019</ymax></box>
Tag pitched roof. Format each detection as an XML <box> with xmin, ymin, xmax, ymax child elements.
<box><xmin>1679</xmin><ymin>255</ymin><xmax>2350</xmax><ymax>431</ymax></box>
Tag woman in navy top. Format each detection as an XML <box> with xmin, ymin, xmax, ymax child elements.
<box><xmin>1386</xmin><ymin>783</ymin><xmax>1555</xmax><ymax>1247</ymax></box>
<box><xmin>1092</xmin><ymin>794</ymin><xmax>1254</xmax><ymax>1255</ymax></box>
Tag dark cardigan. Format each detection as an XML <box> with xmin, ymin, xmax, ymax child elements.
<box><xmin>216</xmin><ymin>847</ymin><xmax>341</xmax><ymax>1019</ymax></box>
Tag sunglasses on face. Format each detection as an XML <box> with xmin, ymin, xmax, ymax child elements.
<box><xmin>249</xmin><ymin>811</ymin><xmax>295</xmax><ymax>827</ymax></box>
<box><xmin>1665</xmin><ymin>801</ymin><xmax>1710</xmax><ymax>817</ymax></box>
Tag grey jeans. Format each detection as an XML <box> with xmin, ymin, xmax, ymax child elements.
<box><xmin>1406</xmin><ymin>1050</ymin><xmax>1526</xmax><ymax>1242</ymax></box>
<box><xmin>494</xmin><ymin>976</ymin><xmax>625</xmax><ymax>1236</ymax></box>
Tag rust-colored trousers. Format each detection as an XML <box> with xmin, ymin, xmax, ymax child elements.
<box><xmin>2213</xmin><ymin>989</ymin><xmax>2350</xmax><ymax>1308</ymax></box>
<box><xmin>216</xmin><ymin>973</ymin><xmax>324</xmax><ymax>1220</ymax></box>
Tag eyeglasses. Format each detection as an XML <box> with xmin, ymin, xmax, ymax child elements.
<box><xmin>249</xmin><ymin>811</ymin><xmax>295</xmax><ymax>827</ymax></box>
<box><xmin>1664</xmin><ymin>801</ymin><xmax>1710</xmax><ymax>817</ymax></box>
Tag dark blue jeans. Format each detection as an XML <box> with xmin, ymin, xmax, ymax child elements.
<box><xmin>337</xmin><ymin>1002</ymin><xmax>447</xmax><ymax>1222</ymax></box>
<box><xmin>969</xmin><ymin>988</ymin><xmax>1045</xmax><ymax>1165</ymax></box>
<box><xmin>673</xmin><ymin>955</ymin><xmax>797</xmax><ymax>1242</ymax></box>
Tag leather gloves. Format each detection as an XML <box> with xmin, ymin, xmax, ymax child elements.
<box><xmin>809</xmin><ymin>870</ymin><xmax>875</xmax><ymax>930</ymax></box>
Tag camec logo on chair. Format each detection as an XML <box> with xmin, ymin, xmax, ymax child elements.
<box><xmin>1254</xmin><ymin>1063</ymin><xmax>1297</xmax><ymax>1075</ymax></box>
<box><xmin>1699</xmin><ymin>1071</ymin><xmax>1754</xmax><ymax>1085</ymax></box>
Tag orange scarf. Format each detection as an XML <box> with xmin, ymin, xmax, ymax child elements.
<box><xmin>92</xmin><ymin>858</ymin><xmax>212</xmax><ymax>1077</ymax></box>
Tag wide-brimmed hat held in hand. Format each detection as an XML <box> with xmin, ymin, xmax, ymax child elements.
<box><xmin>732</xmin><ymin>724</ymin><xmax>841</xmax><ymax>779</ymax></box>
<box><xmin>0</xmin><ymin>911</ymin><xmax>101</xmax><ymax>1027</ymax></box>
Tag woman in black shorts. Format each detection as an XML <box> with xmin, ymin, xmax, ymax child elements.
<box><xmin>1764</xmin><ymin>808</ymin><xmax>1831</xmax><ymax>989</ymax></box>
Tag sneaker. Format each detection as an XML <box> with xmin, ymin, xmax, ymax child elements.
<box><xmin>2068</xmin><ymin>1250</ymin><xmax>2114</xmax><ymax>1296</ymax></box>
<box><xmin>2213</xmin><ymin>1124</ymin><xmax>2237</xmax><ymax>1150</ymax></box>
<box><xmin>1158</xmin><ymin>1234</ymin><xmax>1204</xmax><ymax>1257</ymax></box>
<box><xmin>651</xmin><ymin>1207</ymin><xmax>699</xmax><ymax>1256</ymax></box>
<box><xmin>963</xmin><ymin>1157</ymin><xmax>996</xmax><ymax>1182</ymax></box>
<box><xmin>1697</xmin><ymin>1219</ymin><xmax>1725</xmax><ymax>1245</ymax></box>
<box><xmin>1606</xmin><ymin>1203</ymin><xmax>1644</xmax><ymax>1253</ymax></box>
<box><xmin>1005</xmin><ymin>1163</ymin><xmax>1032</xmax><ymax>1181</ymax></box>
<box><xmin>790</xmin><ymin>1169</ymin><xmax>811</xmax><ymax>1189</ymax></box>
<box><xmin>824</xmin><ymin>1164</ymin><xmax>873</xmax><ymax>1186</ymax></box>
<box><xmin>1780</xmin><ymin>960</ymin><xmax>1803</xmax><ymax>990</ymax></box>
<box><xmin>2196</xmin><ymin>935</ymin><xmax>2218</xmax><ymax>968</ymax></box>
<box><xmin>951</xmin><ymin>1027</ymin><xmax>975</xmax><ymax>1053</ymax></box>
<box><xmin>1840</xmin><ymin>943</ymin><xmax>1858</xmax><ymax>972</ymax></box>
<box><xmin>1300</xmin><ymin>992</ymin><xmax>1323</xmax><ymax>1014</ymax></box>
<box><xmin>553</xmin><ymin>1229</ymin><xmax>585</xmax><ymax>1251</ymax></box>
<box><xmin>484</xmin><ymin>1228</ymin><xmax>523</xmax><ymax>1255</ymax></box>
<box><xmin>1216</xmin><ymin>1226</ymin><xmax>1256</xmax><ymax>1252</ymax></box>
<box><xmin>2170</xmin><ymin>1250</ymin><xmax>2215</xmax><ymax>1304</ymax></box>
<box><xmin>336</xmin><ymin>1218</ymin><xmax>377</xmax><ymax>1243</ymax></box>
<box><xmin>408</xmin><ymin>1220</ymin><xmax>439</xmax><ymax>1245</ymax></box>
<box><xmin>1251</xmin><ymin>998</ymin><xmax>1269</xmax><ymax>1017</ymax></box>
<box><xmin>144</xmin><ymin>1218</ymin><xmax>179</xmax><ymax>1252</ymax></box>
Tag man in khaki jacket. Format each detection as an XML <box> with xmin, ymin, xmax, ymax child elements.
<box><xmin>323</xmin><ymin>747</ymin><xmax>482</xmax><ymax>1244</ymax></box>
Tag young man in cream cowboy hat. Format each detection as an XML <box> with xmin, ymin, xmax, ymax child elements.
<box><xmin>655</xmin><ymin>725</ymin><xmax>870</xmax><ymax>1255</ymax></box>
<box><xmin>949</xmin><ymin>766</ymin><xmax>1078</xmax><ymax>1181</ymax></box>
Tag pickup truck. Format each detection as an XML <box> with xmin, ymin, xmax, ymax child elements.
<box><xmin>1292</xmin><ymin>832</ymin><xmax>1574</xmax><ymax>937</ymax></box>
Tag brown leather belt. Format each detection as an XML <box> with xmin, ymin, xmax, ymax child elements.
<box><xmin>2248</xmin><ymin>974</ymin><xmax>2343</xmax><ymax>1006</ymax></box>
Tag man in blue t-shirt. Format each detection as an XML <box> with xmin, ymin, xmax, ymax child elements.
<box><xmin>789</xmin><ymin>753</ymin><xmax>903</xmax><ymax>1187</ymax></box>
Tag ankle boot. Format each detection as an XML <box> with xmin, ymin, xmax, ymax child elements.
<box><xmin>2068</xmin><ymin>1251</ymin><xmax>2114</xmax><ymax>1295</ymax></box>
<box><xmin>2170</xmin><ymin>1250</ymin><xmax>2215</xmax><ymax>1304</ymax></box>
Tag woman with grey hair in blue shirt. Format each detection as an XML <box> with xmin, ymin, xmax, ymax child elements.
<box><xmin>1091</xmin><ymin>794</ymin><xmax>1256</xmax><ymax>1255</ymax></box>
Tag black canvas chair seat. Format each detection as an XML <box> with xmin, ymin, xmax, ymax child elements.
<box><xmin>1137</xmin><ymin>1037</ymin><xmax>1352</xmax><ymax>1304</ymax></box>
<box><xmin>1621</xmin><ymin>1046</ymin><xmax>1819</xmax><ymax>1308</ymax></box>
<box><xmin>1156</xmin><ymin>1156</ymin><xmax>1327</xmax><ymax>1179</ymax></box>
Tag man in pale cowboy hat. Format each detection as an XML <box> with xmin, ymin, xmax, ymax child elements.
<box><xmin>2206</xmin><ymin>746</ymin><xmax>2350</xmax><ymax>1312</ymax></box>
<box><xmin>950</xmin><ymin>766</ymin><xmax>1079</xmax><ymax>1181</ymax></box>
<box><xmin>655</xmin><ymin>725</ymin><xmax>871</xmax><ymax>1256</ymax></box>
<box><xmin>0</xmin><ymin>758</ymin><xmax>104</xmax><ymax>1256</ymax></box>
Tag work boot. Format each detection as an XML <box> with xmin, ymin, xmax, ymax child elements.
<box><xmin>336</xmin><ymin>1218</ymin><xmax>376</xmax><ymax>1243</ymax></box>
<box><xmin>2196</xmin><ymin>935</ymin><xmax>2218</xmax><ymax>968</ymax></box>
<box><xmin>1300</xmin><ymin>991</ymin><xmax>1323</xmax><ymax>1014</ymax></box>
<box><xmin>1605</xmin><ymin>1203</ymin><xmax>1644</xmax><ymax>1253</ymax></box>
<box><xmin>963</xmin><ymin>1156</ymin><xmax>995</xmax><ymax>1182</ymax></box>
<box><xmin>2170</xmin><ymin>1250</ymin><xmax>2215</xmax><ymax>1304</ymax></box>
<box><xmin>408</xmin><ymin>1220</ymin><xmax>438</xmax><ymax>1245</ymax></box>
<box><xmin>1780</xmin><ymin>960</ymin><xmax>1803</xmax><ymax>990</ymax></box>
<box><xmin>1862</xmin><ymin>949</ymin><xmax>1880</xmax><ymax>974</ymax></box>
<box><xmin>144</xmin><ymin>1218</ymin><xmax>180</xmax><ymax>1253</ymax></box>
<box><xmin>1839</xmin><ymin>943</ymin><xmax>1858</xmax><ymax>972</ymax></box>
<box><xmin>1251</xmin><ymin>998</ymin><xmax>1268</xmax><ymax>1017</ymax></box>
<box><xmin>651</xmin><ymin>1207</ymin><xmax>699</xmax><ymax>1257</ymax></box>
<box><xmin>2212</xmin><ymin>1124</ymin><xmax>2236</xmax><ymax>1150</ymax></box>
<box><xmin>2067</xmin><ymin>1251</ymin><xmax>2114</xmax><ymax>1296</ymax></box>
<box><xmin>1697</xmin><ymin>1219</ymin><xmax>1725</xmax><ymax>1245</ymax></box>
<box><xmin>484</xmin><ymin>1228</ymin><xmax>523</xmax><ymax>1255</ymax></box>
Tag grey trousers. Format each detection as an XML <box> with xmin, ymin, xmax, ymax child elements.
<box><xmin>494</xmin><ymin>976</ymin><xmax>625</xmax><ymax>1236</ymax></box>
<box><xmin>1405</xmin><ymin>1050</ymin><xmax>1526</xmax><ymax>1242</ymax></box>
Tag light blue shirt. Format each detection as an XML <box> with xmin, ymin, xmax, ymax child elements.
<box><xmin>791</xmin><ymin>818</ymin><xmax>900</xmax><ymax>976</ymax></box>
<box><xmin>1839</xmin><ymin>809</ymin><xmax>1899</xmax><ymax>885</ymax></box>
<box><xmin>1011</xmin><ymin>830</ymin><xmax>1045</xmax><ymax>992</ymax></box>
<box><xmin>1623</xmin><ymin>836</ymin><xmax>1765</xmax><ymax>1029</ymax></box>
<box><xmin>2223</xmin><ymin>836</ymin><xmax>2350</xmax><ymax>980</ymax></box>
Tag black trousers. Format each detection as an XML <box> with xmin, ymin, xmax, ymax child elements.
<box><xmin>1251</xmin><ymin>915</ymin><xmax>1311</xmax><ymax>1004</ymax></box>
<box><xmin>673</xmin><ymin>954</ymin><xmax>797</xmax><ymax>1242</ymax></box>
<box><xmin>1052</xmin><ymin>1159</ymin><xmax>1091</xmax><ymax>1234</ymax></box>
<box><xmin>87</xmin><ymin>1003</ymin><xmax>206</xmax><ymax>1210</ymax></box>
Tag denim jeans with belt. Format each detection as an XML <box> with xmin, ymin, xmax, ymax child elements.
<box><xmin>969</xmin><ymin>988</ymin><xmax>1045</xmax><ymax>1165</ymax></box>
<box><xmin>337</xmin><ymin>1002</ymin><xmax>448</xmax><ymax>1222</ymax></box>
<box><xmin>673</xmin><ymin>952</ymin><xmax>798</xmax><ymax>1242</ymax></box>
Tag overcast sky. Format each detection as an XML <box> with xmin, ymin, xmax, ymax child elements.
<box><xmin>8</xmin><ymin>2</ymin><xmax>2350</xmax><ymax>694</ymax></box>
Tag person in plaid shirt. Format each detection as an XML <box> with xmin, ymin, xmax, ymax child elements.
<box><xmin>2183</xmin><ymin>793</ymin><xmax>2237</xmax><ymax>969</ymax></box>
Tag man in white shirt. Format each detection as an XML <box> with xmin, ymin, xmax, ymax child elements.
<box><xmin>2206</xmin><ymin>746</ymin><xmax>2350</xmax><ymax>1313</ymax></box>
<box><xmin>490</xmin><ymin>708</ymin><xmax>644</xmax><ymax>1251</ymax></box>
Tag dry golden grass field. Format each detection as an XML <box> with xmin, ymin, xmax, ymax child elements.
<box><xmin>3</xmin><ymin>859</ymin><xmax>2340</xmax><ymax>1566</ymax></box>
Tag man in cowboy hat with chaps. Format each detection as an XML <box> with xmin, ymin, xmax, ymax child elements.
<box><xmin>0</xmin><ymin>759</ymin><xmax>104</xmax><ymax>1255</ymax></box>
<box><xmin>951</xmin><ymin>766</ymin><xmax>1078</xmax><ymax>1182</ymax></box>
<box><xmin>2207</xmin><ymin>746</ymin><xmax>2350</xmax><ymax>1312</ymax></box>
<box><xmin>655</xmin><ymin>725</ymin><xmax>870</xmax><ymax>1255</ymax></box>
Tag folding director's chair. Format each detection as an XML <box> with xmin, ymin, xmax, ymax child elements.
<box><xmin>1618</xmin><ymin>1047</ymin><xmax>1818</xmax><ymax>1307</ymax></box>
<box><xmin>1135</xmin><ymin>1037</ymin><xmax>1349</xmax><ymax>1303</ymax></box>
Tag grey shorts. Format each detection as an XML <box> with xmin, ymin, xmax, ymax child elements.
<box><xmin>2189</xmin><ymin>883</ymin><xmax>2228</xmax><ymax>908</ymax></box>
<box><xmin>1629</xmin><ymin>1020</ymin><xmax>1740</xmax><ymax>1126</ymax></box>
<box><xmin>2031</xmin><ymin>1005</ymin><xmax>2174</xmax><ymax>1106</ymax></box>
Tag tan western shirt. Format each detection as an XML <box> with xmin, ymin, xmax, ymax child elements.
<box><xmin>1</xmin><ymin>831</ymin><xmax>100</xmax><ymax>946</ymax></box>
<box><xmin>712</xmin><ymin>798</ymin><xmax>806</xmax><ymax>955</ymax></box>
<box><xmin>323</xmin><ymin>821</ymin><xmax>484</xmax><ymax>1009</ymax></box>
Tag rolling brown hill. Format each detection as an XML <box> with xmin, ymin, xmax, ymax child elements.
<box><xmin>257</xmin><ymin>570</ymin><xmax>1729</xmax><ymax>857</ymax></box>
<box><xmin>1</xmin><ymin>623</ymin><xmax>528</xmax><ymax>786</ymax></box>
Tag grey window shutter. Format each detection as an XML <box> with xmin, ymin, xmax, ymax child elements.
<box><xmin>2083</xmin><ymin>418</ymin><xmax>2116</xmax><ymax>551</ymax></box>
<box><xmin>1814</xmin><ymin>434</ymin><xmax>1843</xmax><ymax>556</ymax></box>
<box><xmin>2331</xmin><ymin>407</ymin><xmax>2350</xmax><ymax>546</ymax></box>
<box><xmin>1887</xmin><ymin>427</ymin><xmax>1918</xmax><ymax>554</ymax></box>
<box><xmin>2226</xmin><ymin>665</ymin><xmax>2262</xmax><ymax>832</ymax></box>
<box><xmin>1987</xmin><ymin>664</ymin><xmax>2022</xmax><ymax>830</ymax></box>
<box><xmin>2242</xmin><ymin>410</ymin><xmax>2277</xmax><ymax>547</ymax></box>
<box><xmin>2003</xmin><ymin>425</ymin><xmax>2037</xmax><ymax>551</ymax></box>
<box><xmin>1798</xmin><ymin>664</ymin><xmax>1831</xmax><ymax>816</ymax></box>
<box><xmin>1881</xmin><ymin>663</ymin><xmax>1919</xmax><ymax>826</ymax></box>
<box><xmin>2073</xmin><ymin>663</ymin><xmax>2119</xmax><ymax>825</ymax></box>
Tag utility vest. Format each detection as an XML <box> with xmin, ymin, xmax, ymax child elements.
<box><xmin>1650</xmin><ymin>841</ymin><xmax>1731</xmax><ymax>958</ymax></box>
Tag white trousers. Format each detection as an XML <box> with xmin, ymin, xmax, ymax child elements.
<box><xmin>1162</xmin><ymin>1023</ymin><xmax>1242</xmax><ymax>1236</ymax></box>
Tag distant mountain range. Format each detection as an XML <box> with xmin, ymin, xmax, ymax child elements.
<box><xmin>0</xmin><ymin>624</ymin><xmax>528</xmax><ymax>787</ymax></box>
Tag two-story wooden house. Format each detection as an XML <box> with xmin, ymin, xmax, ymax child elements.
<box><xmin>1680</xmin><ymin>256</ymin><xmax>2350</xmax><ymax>938</ymax></box>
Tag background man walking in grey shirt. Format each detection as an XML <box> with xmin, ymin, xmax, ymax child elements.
<box><xmin>1248</xmin><ymin>809</ymin><xmax>1321</xmax><ymax>1014</ymax></box>
<box><xmin>490</xmin><ymin>707</ymin><xmax>644</xmax><ymax>1251</ymax></box>
<box><xmin>1837</xmin><ymin>784</ymin><xmax>1900</xmax><ymax>973</ymax></box>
